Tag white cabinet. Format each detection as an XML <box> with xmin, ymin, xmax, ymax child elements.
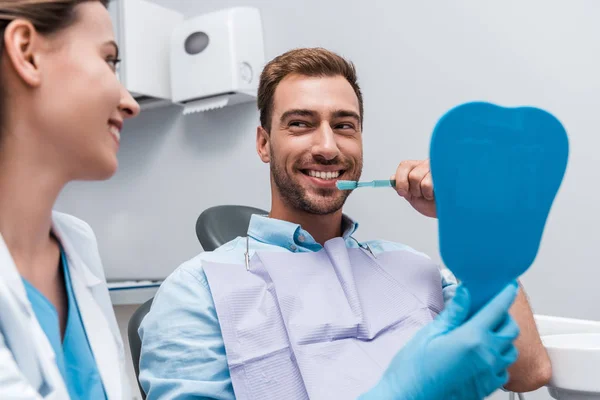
<box><xmin>108</xmin><ymin>0</ymin><xmax>184</xmax><ymax>110</ymax></box>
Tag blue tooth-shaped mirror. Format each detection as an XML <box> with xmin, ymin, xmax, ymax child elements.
<box><xmin>430</xmin><ymin>102</ymin><xmax>569</xmax><ymax>314</ymax></box>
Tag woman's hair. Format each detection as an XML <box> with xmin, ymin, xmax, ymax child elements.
<box><xmin>0</xmin><ymin>0</ymin><xmax>109</xmax><ymax>129</ymax></box>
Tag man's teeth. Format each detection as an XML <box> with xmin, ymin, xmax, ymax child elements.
<box><xmin>109</xmin><ymin>125</ymin><xmax>120</xmax><ymax>142</ymax></box>
<box><xmin>308</xmin><ymin>170</ymin><xmax>340</xmax><ymax>180</ymax></box>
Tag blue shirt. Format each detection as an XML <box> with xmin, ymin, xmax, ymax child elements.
<box><xmin>22</xmin><ymin>249</ymin><xmax>107</xmax><ymax>400</ymax></box>
<box><xmin>139</xmin><ymin>215</ymin><xmax>457</xmax><ymax>400</ymax></box>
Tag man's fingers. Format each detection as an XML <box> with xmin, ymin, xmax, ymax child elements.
<box><xmin>406</xmin><ymin>161</ymin><xmax>428</xmax><ymax>197</ymax></box>
<box><xmin>394</xmin><ymin>161</ymin><xmax>417</xmax><ymax>196</ymax></box>
<box><xmin>394</xmin><ymin>159</ymin><xmax>433</xmax><ymax>200</ymax></box>
<box><xmin>421</xmin><ymin>172</ymin><xmax>434</xmax><ymax>200</ymax></box>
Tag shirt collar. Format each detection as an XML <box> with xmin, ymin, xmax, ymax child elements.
<box><xmin>247</xmin><ymin>214</ymin><xmax>359</xmax><ymax>251</ymax></box>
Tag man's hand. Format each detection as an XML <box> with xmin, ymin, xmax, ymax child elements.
<box><xmin>393</xmin><ymin>159</ymin><xmax>436</xmax><ymax>218</ymax></box>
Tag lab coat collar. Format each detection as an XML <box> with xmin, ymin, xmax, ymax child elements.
<box><xmin>0</xmin><ymin>214</ymin><xmax>103</xmax><ymax>316</ymax></box>
<box><xmin>0</xmin><ymin>233</ymin><xmax>33</xmax><ymax>317</ymax></box>
<box><xmin>51</xmin><ymin>214</ymin><xmax>103</xmax><ymax>288</ymax></box>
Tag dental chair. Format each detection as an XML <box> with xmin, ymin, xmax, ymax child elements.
<box><xmin>195</xmin><ymin>204</ymin><xmax>268</xmax><ymax>251</ymax></box>
<box><xmin>127</xmin><ymin>204</ymin><xmax>268</xmax><ymax>399</ymax></box>
<box><xmin>127</xmin><ymin>297</ymin><xmax>153</xmax><ymax>399</ymax></box>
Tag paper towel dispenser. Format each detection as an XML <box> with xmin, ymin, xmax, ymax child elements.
<box><xmin>170</xmin><ymin>7</ymin><xmax>265</xmax><ymax>114</ymax></box>
<box><xmin>108</xmin><ymin>0</ymin><xmax>183</xmax><ymax>111</ymax></box>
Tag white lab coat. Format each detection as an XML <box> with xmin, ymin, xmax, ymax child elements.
<box><xmin>0</xmin><ymin>211</ymin><xmax>131</xmax><ymax>400</ymax></box>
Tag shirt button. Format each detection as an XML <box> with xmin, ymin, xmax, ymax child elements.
<box><xmin>290</xmin><ymin>244</ymin><xmax>297</xmax><ymax>251</ymax></box>
<box><xmin>297</xmin><ymin>235</ymin><xmax>305</xmax><ymax>243</ymax></box>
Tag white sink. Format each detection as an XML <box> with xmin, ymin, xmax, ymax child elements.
<box><xmin>542</xmin><ymin>333</ymin><xmax>600</xmax><ymax>399</ymax></box>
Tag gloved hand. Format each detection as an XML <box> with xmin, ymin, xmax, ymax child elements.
<box><xmin>359</xmin><ymin>281</ymin><xmax>520</xmax><ymax>400</ymax></box>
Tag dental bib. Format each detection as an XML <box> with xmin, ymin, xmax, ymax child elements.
<box><xmin>203</xmin><ymin>240</ymin><xmax>445</xmax><ymax>400</ymax></box>
<box><xmin>430</xmin><ymin>102</ymin><xmax>568</xmax><ymax>312</ymax></box>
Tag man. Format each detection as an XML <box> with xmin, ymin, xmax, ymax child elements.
<box><xmin>139</xmin><ymin>48</ymin><xmax>551</xmax><ymax>399</ymax></box>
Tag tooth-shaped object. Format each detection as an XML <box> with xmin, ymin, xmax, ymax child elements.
<box><xmin>430</xmin><ymin>102</ymin><xmax>568</xmax><ymax>313</ymax></box>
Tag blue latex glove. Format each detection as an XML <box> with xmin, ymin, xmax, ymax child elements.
<box><xmin>359</xmin><ymin>282</ymin><xmax>520</xmax><ymax>400</ymax></box>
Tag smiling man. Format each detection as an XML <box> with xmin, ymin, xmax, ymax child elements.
<box><xmin>138</xmin><ymin>48</ymin><xmax>551</xmax><ymax>400</ymax></box>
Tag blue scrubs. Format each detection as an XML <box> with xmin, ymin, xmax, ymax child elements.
<box><xmin>22</xmin><ymin>249</ymin><xmax>107</xmax><ymax>400</ymax></box>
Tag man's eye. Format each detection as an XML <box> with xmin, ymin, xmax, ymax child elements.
<box><xmin>289</xmin><ymin>121</ymin><xmax>309</xmax><ymax>128</ymax></box>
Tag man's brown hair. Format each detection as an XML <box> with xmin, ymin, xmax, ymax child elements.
<box><xmin>257</xmin><ymin>47</ymin><xmax>364</xmax><ymax>133</ymax></box>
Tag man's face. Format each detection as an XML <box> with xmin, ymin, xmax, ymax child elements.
<box><xmin>259</xmin><ymin>73</ymin><xmax>363</xmax><ymax>215</ymax></box>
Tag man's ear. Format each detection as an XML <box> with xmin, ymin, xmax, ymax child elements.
<box><xmin>2</xmin><ymin>19</ymin><xmax>43</xmax><ymax>88</ymax></box>
<box><xmin>256</xmin><ymin>126</ymin><xmax>271</xmax><ymax>163</ymax></box>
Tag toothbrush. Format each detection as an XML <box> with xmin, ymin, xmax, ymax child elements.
<box><xmin>336</xmin><ymin>179</ymin><xmax>397</xmax><ymax>190</ymax></box>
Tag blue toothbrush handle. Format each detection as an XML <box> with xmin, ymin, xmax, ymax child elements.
<box><xmin>337</xmin><ymin>179</ymin><xmax>397</xmax><ymax>190</ymax></box>
<box><xmin>371</xmin><ymin>179</ymin><xmax>396</xmax><ymax>188</ymax></box>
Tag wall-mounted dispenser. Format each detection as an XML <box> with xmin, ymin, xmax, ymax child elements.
<box><xmin>170</xmin><ymin>7</ymin><xmax>265</xmax><ymax>114</ymax></box>
<box><xmin>108</xmin><ymin>0</ymin><xmax>184</xmax><ymax>111</ymax></box>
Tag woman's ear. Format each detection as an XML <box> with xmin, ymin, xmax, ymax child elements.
<box><xmin>2</xmin><ymin>19</ymin><xmax>43</xmax><ymax>88</ymax></box>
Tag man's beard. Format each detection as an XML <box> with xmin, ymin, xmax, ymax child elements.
<box><xmin>270</xmin><ymin>147</ymin><xmax>363</xmax><ymax>215</ymax></box>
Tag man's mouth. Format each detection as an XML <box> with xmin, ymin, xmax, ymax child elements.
<box><xmin>303</xmin><ymin>170</ymin><xmax>343</xmax><ymax>180</ymax></box>
<box><xmin>298</xmin><ymin>168</ymin><xmax>348</xmax><ymax>187</ymax></box>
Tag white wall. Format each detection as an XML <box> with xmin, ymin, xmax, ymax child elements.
<box><xmin>56</xmin><ymin>1</ymin><xmax>600</xmax><ymax>399</ymax></box>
